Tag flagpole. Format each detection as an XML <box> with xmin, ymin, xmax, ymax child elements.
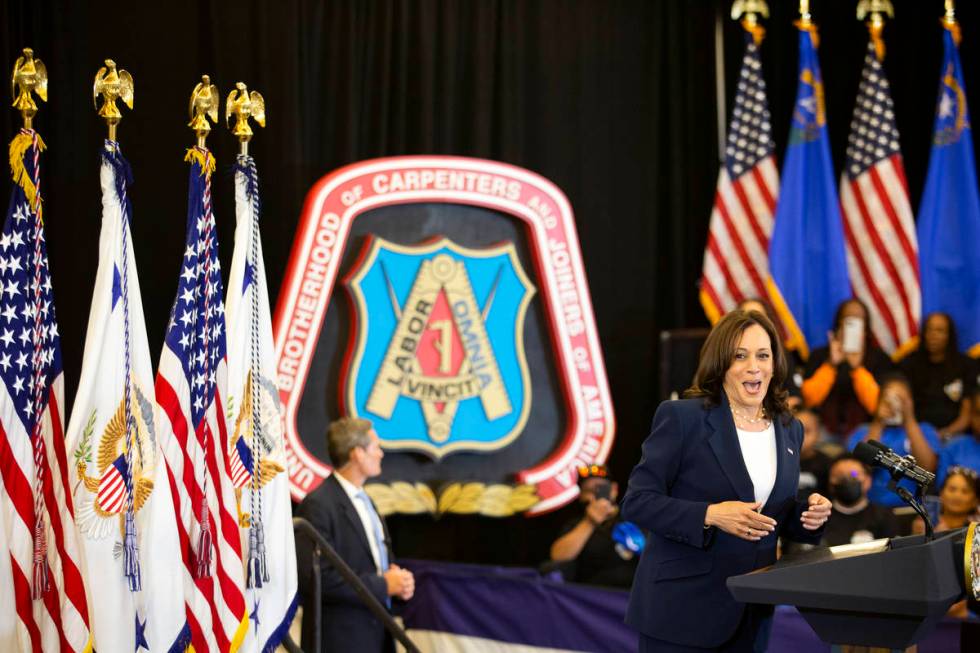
<box><xmin>11</xmin><ymin>48</ymin><xmax>46</xmax><ymax>130</ymax></box>
<box><xmin>189</xmin><ymin>75</ymin><xmax>219</xmax><ymax>148</ymax></box>
<box><xmin>857</xmin><ymin>0</ymin><xmax>894</xmax><ymax>59</ymax></box>
<box><xmin>94</xmin><ymin>60</ymin><xmax>133</xmax><ymax>141</ymax></box>
<box><xmin>226</xmin><ymin>82</ymin><xmax>266</xmax><ymax>156</ymax></box>
<box><xmin>731</xmin><ymin>1</ymin><xmax>769</xmax><ymax>47</ymax></box>
<box><xmin>799</xmin><ymin>0</ymin><xmax>812</xmax><ymax>25</ymax></box>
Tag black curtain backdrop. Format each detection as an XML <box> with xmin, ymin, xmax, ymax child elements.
<box><xmin>2</xmin><ymin>0</ymin><xmax>977</xmax><ymax>566</ymax></box>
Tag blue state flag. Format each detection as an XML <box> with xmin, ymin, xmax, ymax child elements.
<box><xmin>767</xmin><ymin>23</ymin><xmax>851</xmax><ymax>360</ymax></box>
<box><xmin>917</xmin><ymin>22</ymin><xmax>980</xmax><ymax>356</ymax></box>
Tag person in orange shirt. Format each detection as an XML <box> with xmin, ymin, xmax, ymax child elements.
<box><xmin>801</xmin><ymin>298</ymin><xmax>895</xmax><ymax>439</ymax></box>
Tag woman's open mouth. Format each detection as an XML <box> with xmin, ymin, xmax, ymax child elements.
<box><xmin>743</xmin><ymin>381</ymin><xmax>762</xmax><ymax>395</ymax></box>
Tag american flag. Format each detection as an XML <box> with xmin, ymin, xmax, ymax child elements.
<box><xmin>700</xmin><ymin>34</ymin><xmax>779</xmax><ymax>323</ymax></box>
<box><xmin>0</xmin><ymin>131</ymin><xmax>90</xmax><ymax>651</ymax></box>
<box><xmin>156</xmin><ymin>146</ymin><xmax>247</xmax><ymax>652</ymax></box>
<box><xmin>839</xmin><ymin>41</ymin><xmax>920</xmax><ymax>356</ymax></box>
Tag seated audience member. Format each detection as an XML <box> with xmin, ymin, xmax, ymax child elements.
<box><xmin>912</xmin><ymin>467</ymin><xmax>979</xmax><ymax>626</ymax></box>
<box><xmin>937</xmin><ymin>387</ymin><xmax>980</xmax><ymax>486</ymax></box>
<box><xmin>296</xmin><ymin>418</ymin><xmax>414</xmax><ymax>653</ymax></box>
<box><xmin>913</xmin><ymin>466</ymin><xmax>979</xmax><ymax>534</ymax></box>
<box><xmin>797</xmin><ymin>408</ymin><xmax>834</xmax><ymax>499</ymax></box>
<box><xmin>846</xmin><ymin>375</ymin><xmax>941</xmax><ymax>508</ymax></box>
<box><xmin>737</xmin><ymin>297</ymin><xmax>803</xmax><ymax>406</ymax></box>
<box><xmin>821</xmin><ymin>454</ymin><xmax>898</xmax><ymax>546</ymax></box>
<box><xmin>900</xmin><ymin>312</ymin><xmax>976</xmax><ymax>440</ymax></box>
<box><xmin>802</xmin><ymin>298</ymin><xmax>894</xmax><ymax>439</ymax></box>
<box><xmin>549</xmin><ymin>465</ymin><xmax>642</xmax><ymax>588</ymax></box>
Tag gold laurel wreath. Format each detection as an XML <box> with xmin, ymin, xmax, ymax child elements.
<box><xmin>365</xmin><ymin>482</ymin><xmax>539</xmax><ymax>518</ymax></box>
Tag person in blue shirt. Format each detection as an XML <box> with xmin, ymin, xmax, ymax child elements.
<box><xmin>847</xmin><ymin>374</ymin><xmax>941</xmax><ymax>507</ymax></box>
<box><xmin>937</xmin><ymin>387</ymin><xmax>980</xmax><ymax>487</ymax></box>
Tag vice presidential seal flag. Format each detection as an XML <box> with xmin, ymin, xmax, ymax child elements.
<box><xmin>0</xmin><ymin>130</ymin><xmax>90</xmax><ymax>651</ymax></box>
<box><xmin>65</xmin><ymin>141</ymin><xmax>188</xmax><ymax>652</ymax></box>
<box><xmin>226</xmin><ymin>153</ymin><xmax>297</xmax><ymax>651</ymax></box>
<box><xmin>157</xmin><ymin>146</ymin><xmax>247</xmax><ymax>652</ymax></box>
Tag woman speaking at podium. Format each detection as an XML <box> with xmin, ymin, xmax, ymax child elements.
<box><xmin>622</xmin><ymin>310</ymin><xmax>831</xmax><ymax>652</ymax></box>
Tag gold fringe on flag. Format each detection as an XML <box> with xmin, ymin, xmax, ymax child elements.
<box><xmin>8</xmin><ymin>131</ymin><xmax>46</xmax><ymax>213</ymax></box>
<box><xmin>184</xmin><ymin>146</ymin><xmax>216</xmax><ymax>177</ymax></box>
<box><xmin>869</xmin><ymin>21</ymin><xmax>886</xmax><ymax>61</ymax></box>
<box><xmin>740</xmin><ymin>17</ymin><xmax>765</xmax><ymax>46</ymax></box>
<box><xmin>794</xmin><ymin>19</ymin><xmax>819</xmax><ymax>49</ymax></box>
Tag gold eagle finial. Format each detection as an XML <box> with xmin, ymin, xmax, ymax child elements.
<box><xmin>189</xmin><ymin>74</ymin><xmax>219</xmax><ymax>146</ymax></box>
<box><xmin>11</xmin><ymin>48</ymin><xmax>47</xmax><ymax>128</ymax></box>
<box><xmin>93</xmin><ymin>59</ymin><xmax>134</xmax><ymax>140</ymax></box>
<box><xmin>225</xmin><ymin>82</ymin><xmax>266</xmax><ymax>154</ymax></box>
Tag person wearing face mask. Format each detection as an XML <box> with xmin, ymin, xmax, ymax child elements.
<box><xmin>820</xmin><ymin>454</ymin><xmax>897</xmax><ymax>546</ymax></box>
<box><xmin>846</xmin><ymin>375</ymin><xmax>942</xmax><ymax>508</ymax></box>
<box><xmin>622</xmin><ymin>310</ymin><xmax>831</xmax><ymax>652</ymax></box>
<box><xmin>801</xmin><ymin>298</ymin><xmax>895</xmax><ymax>440</ymax></box>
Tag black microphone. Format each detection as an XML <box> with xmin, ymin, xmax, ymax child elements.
<box><xmin>853</xmin><ymin>440</ymin><xmax>935</xmax><ymax>487</ymax></box>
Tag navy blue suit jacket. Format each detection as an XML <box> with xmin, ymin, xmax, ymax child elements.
<box><xmin>296</xmin><ymin>474</ymin><xmax>394</xmax><ymax>653</ymax></box>
<box><xmin>621</xmin><ymin>397</ymin><xmax>821</xmax><ymax>647</ymax></box>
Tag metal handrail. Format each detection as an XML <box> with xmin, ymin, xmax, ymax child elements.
<box><xmin>283</xmin><ymin>516</ymin><xmax>421</xmax><ymax>653</ymax></box>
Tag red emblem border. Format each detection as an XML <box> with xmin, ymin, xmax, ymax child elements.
<box><xmin>272</xmin><ymin>156</ymin><xmax>615</xmax><ymax>514</ymax></box>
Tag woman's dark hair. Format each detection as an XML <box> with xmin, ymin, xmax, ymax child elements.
<box><xmin>684</xmin><ymin>309</ymin><xmax>790</xmax><ymax>421</ymax></box>
<box><xmin>941</xmin><ymin>466</ymin><xmax>980</xmax><ymax>499</ymax></box>
<box><xmin>913</xmin><ymin>312</ymin><xmax>959</xmax><ymax>363</ymax></box>
<box><xmin>736</xmin><ymin>297</ymin><xmax>778</xmax><ymax>330</ymax></box>
<box><xmin>832</xmin><ymin>297</ymin><xmax>873</xmax><ymax>348</ymax></box>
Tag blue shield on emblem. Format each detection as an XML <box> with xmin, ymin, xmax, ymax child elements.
<box><xmin>344</xmin><ymin>237</ymin><xmax>535</xmax><ymax>459</ymax></box>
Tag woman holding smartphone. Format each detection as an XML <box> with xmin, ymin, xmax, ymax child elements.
<box><xmin>801</xmin><ymin>298</ymin><xmax>895</xmax><ymax>439</ymax></box>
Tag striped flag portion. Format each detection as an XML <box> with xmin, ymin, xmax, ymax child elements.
<box><xmin>65</xmin><ymin>141</ymin><xmax>188</xmax><ymax>653</ymax></box>
<box><xmin>700</xmin><ymin>33</ymin><xmax>779</xmax><ymax>323</ymax></box>
<box><xmin>0</xmin><ymin>131</ymin><xmax>90</xmax><ymax>652</ymax></box>
<box><xmin>96</xmin><ymin>458</ymin><xmax>128</xmax><ymax>514</ymax></box>
<box><xmin>226</xmin><ymin>153</ymin><xmax>298</xmax><ymax>652</ymax></box>
<box><xmin>157</xmin><ymin>147</ymin><xmax>247</xmax><ymax>652</ymax></box>
<box><xmin>839</xmin><ymin>41</ymin><xmax>920</xmax><ymax>357</ymax></box>
<box><xmin>229</xmin><ymin>438</ymin><xmax>252</xmax><ymax>489</ymax></box>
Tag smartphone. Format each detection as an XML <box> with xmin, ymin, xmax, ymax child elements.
<box><xmin>841</xmin><ymin>317</ymin><xmax>864</xmax><ymax>354</ymax></box>
<box><xmin>593</xmin><ymin>481</ymin><xmax>612</xmax><ymax>502</ymax></box>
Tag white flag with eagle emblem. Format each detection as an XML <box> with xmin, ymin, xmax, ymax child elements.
<box><xmin>66</xmin><ymin>142</ymin><xmax>188</xmax><ymax>652</ymax></box>
<box><xmin>225</xmin><ymin>152</ymin><xmax>298</xmax><ymax>652</ymax></box>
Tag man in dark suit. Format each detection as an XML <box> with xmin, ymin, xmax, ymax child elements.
<box><xmin>296</xmin><ymin>417</ymin><xmax>415</xmax><ymax>653</ymax></box>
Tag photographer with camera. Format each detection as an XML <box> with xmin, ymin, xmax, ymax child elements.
<box><xmin>548</xmin><ymin>465</ymin><xmax>643</xmax><ymax>588</ymax></box>
<box><xmin>846</xmin><ymin>374</ymin><xmax>942</xmax><ymax>507</ymax></box>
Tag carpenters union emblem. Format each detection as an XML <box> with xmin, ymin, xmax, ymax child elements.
<box><xmin>344</xmin><ymin>237</ymin><xmax>535</xmax><ymax>458</ymax></box>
